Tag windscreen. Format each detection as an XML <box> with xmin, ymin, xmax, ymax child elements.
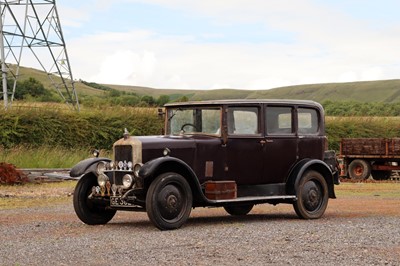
<box><xmin>167</xmin><ymin>107</ymin><xmax>221</xmax><ymax>135</ymax></box>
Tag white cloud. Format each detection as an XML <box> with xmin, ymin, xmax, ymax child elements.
<box><xmin>89</xmin><ymin>50</ymin><xmax>157</xmax><ymax>85</ymax></box>
<box><xmin>18</xmin><ymin>1</ymin><xmax>400</xmax><ymax>90</ymax></box>
<box><xmin>338</xmin><ymin>71</ymin><xmax>358</xmax><ymax>83</ymax></box>
<box><xmin>361</xmin><ymin>67</ymin><xmax>384</xmax><ymax>81</ymax></box>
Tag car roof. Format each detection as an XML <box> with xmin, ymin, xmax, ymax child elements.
<box><xmin>164</xmin><ymin>99</ymin><xmax>323</xmax><ymax>108</ymax></box>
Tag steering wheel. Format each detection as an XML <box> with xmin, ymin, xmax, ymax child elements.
<box><xmin>180</xmin><ymin>123</ymin><xmax>198</xmax><ymax>132</ymax></box>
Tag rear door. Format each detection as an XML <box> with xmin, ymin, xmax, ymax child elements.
<box><xmin>297</xmin><ymin>106</ymin><xmax>325</xmax><ymax>160</ymax></box>
<box><xmin>263</xmin><ymin>105</ymin><xmax>298</xmax><ymax>183</ymax></box>
<box><xmin>225</xmin><ymin>105</ymin><xmax>265</xmax><ymax>185</ymax></box>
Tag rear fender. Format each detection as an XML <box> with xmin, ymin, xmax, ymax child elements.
<box><xmin>70</xmin><ymin>157</ymin><xmax>111</xmax><ymax>177</ymax></box>
<box><xmin>286</xmin><ymin>159</ymin><xmax>336</xmax><ymax>198</ymax></box>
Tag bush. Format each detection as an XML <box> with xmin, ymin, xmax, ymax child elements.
<box><xmin>2</xmin><ymin>104</ymin><xmax>400</xmax><ymax>153</ymax></box>
<box><xmin>325</xmin><ymin>117</ymin><xmax>400</xmax><ymax>151</ymax></box>
<box><xmin>0</xmin><ymin>106</ymin><xmax>164</xmax><ymax>150</ymax></box>
<box><xmin>0</xmin><ymin>162</ymin><xmax>28</xmax><ymax>184</ymax></box>
<box><xmin>14</xmin><ymin>77</ymin><xmax>51</xmax><ymax>100</ymax></box>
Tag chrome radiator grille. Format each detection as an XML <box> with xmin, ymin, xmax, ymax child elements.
<box><xmin>114</xmin><ymin>145</ymin><xmax>133</xmax><ymax>163</ymax></box>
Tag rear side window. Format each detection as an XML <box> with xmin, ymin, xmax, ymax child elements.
<box><xmin>298</xmin><ymin>108</ymin><xmax>319</xmax><ymax>134</ymax></box>
<box><xmin>266</xmin><ymin>106</ymin><xmax>293</xmax><ymax>135</ymax></box>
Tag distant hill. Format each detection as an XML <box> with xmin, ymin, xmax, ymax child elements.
<box><xmin>108</xmin><ymin>79</ymin><xmax>400</xmax><ymax>103</ymax></box>
<box><xmin>16</xmin><ymin>66</ymin><xmax>400</xmax><ymax>103</ymax></box>
<box><xmin>247</xmin><ymin>80</ymin><xmax>400</xmax><ymax>103</ymax></box>
<box><xmin>11</xmin><ymin>66</ymin><xmax>103</xmax><ymax>96</ymax></box>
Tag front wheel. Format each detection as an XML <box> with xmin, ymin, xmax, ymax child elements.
<box><xmin>146</xmin><ymin>172</ymin><xmax>193</xmax><ymax>230</ymax></box>
<box><xmin>73</xmin><ymin>174</ymin><xmax>116</xmax><ymax>225</ymax></box>
<box><xmin>293</xmin><ymin>170</ymin><xmax>329</xmax><ymax>219</ymax></box>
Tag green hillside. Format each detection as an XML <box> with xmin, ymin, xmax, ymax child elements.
<box><xmin>13</xmin><ymin>66</ymin><xmax>103</xmax><ymax>96</ymax></box>
<box><xmin>248</xmin><ymin>80</ymin><xmax>400</xmax><ymax>102</ymax></box>
<box><xmin>15</xmin><ymin>66</ymin><xmax>400</xmax><ymax>103</ymax></box>
<box><xmin>108</xmin><ymin>80</ymin><xmax>400</xmax><ymax>103</ymax></box>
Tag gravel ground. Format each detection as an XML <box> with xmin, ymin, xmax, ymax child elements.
<box><xmin>1</xmin><ymin>195</ymin><xmax>400</xmax><ymax>266</ymax></box>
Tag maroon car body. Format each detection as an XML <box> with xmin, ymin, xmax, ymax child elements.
<box><xmin>71</xmin><ymin>100</ymin><xmax>339</xmax><ymax>230</ymax></box>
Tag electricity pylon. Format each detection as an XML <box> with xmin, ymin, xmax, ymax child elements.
<box><xmin>0</xmin><ymin>0</ymin><xmax>79</xmax><ymax>111</ymax></box>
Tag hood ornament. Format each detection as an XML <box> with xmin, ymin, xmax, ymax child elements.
<box><xmin>123</xmin><ymin>128</ymin><xmax>130</xmax><ymax>139</ymax></box>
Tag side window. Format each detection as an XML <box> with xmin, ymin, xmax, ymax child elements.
<box><xmin>266</xmin><ymin>106</ymin><xmax>293</xmax><ymax>135</ymax></box>
<box><xmin>200</xmin><ymin>109</ymin><xmax>221</xmax><ymax>134</ymax></box>
<box><xmin>298</xmin><ymin>108</ymin><xmax>319</xmax><ymax>134</ymax></box>
<box><xmin>227</xmin><ymin>107</ymin><xmax>260</xmax><ymax>135</ymax></box>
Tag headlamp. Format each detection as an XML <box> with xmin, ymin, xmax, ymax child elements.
<box><xmin>163</xmin><ymin>148</ymin><xmax>171</xmax><ymax>156</ymax></box>
<box><xmin>96</xmin><ymin>161</ymin><xmax>107</xmax><ymax>175</ymax></box>
<box><xmin>97</xmin><ymin>173</ymin><xmax>109</xmax><ymax>187</ymax></box>
<box><xmin>122</xmin><ymin>174</ymin><xmax>134</xmax><ymax>189</ymax></box>
<box><xmin>133</xmin><ymin>163</ymin><xmax>143</xmax><ymax>177</ymax></box>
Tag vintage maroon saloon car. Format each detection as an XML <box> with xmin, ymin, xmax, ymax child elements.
<box><xmin>71</xmin><ymin>100</ymin><xmax>339</xmax><ymax>230</ymax></box>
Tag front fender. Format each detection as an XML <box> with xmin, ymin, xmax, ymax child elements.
<box><xmin>286</xmin><ymin>159</ymin><xmax>336</xmax><ymax>199</ymax></box>
<box><xmin>70</xmin><ymin>157</ymin><xmax>111</xmax><ymax>177</ymax></box>
<box><xmin>139</xmin><ymin>156</ymin><xmax>206</xmax><ymax>203</ymax></box>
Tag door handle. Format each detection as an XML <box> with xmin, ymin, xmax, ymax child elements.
<box><xmin>260</xmin><ymin>139</ymin><xmax>273</xmax><ymax>146</ymax></box>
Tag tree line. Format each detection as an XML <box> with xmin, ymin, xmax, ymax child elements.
<box><xmin>5</xmin><ymin>77</ymin><xmax>400</xmax><ymax>115</ymax></box>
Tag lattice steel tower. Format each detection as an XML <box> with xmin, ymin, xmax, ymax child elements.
<box><xmin>0</xmin><ymin>0</ymin><xmax>79</xmax><ymax>110</ymax></box>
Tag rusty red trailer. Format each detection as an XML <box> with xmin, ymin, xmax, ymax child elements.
<box><xmin>339</xmin><ymin>138</ymin><xmax>400</xmax><ymax>180</ymax></box>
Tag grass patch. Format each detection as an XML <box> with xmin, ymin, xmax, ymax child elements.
<box><xmin>0</xmin><ymin>181</ymin><xmax>76</xmax><ymax>210</ymax></box>
<box><xmin>335</xmin><ymin>182</ymin><xmax>400</xmax><ymax>198</ymax></box>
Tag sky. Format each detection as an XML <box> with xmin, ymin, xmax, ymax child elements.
<box><xmin>13</xmin><ymin>0</ymin><xmax>400</xmax><ymax>90</ymax></box>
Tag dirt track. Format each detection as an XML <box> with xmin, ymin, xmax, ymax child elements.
<box><xmin>1</xmin><ymin>182</ymin><xmax>400</xmax><ymax>265</ymax></box>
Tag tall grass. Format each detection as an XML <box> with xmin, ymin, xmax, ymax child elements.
<box><xmin>3</xmin><ymin>104</ymin><xmax>400</xmax><ymax>168</ymax></box>
<box><xmin>0</xmin><ymin>104</ymin><xmax>163</xmax><ymax>168</ymax></box>
<box><xmin>0</xmin><ymin>146</ymin><xmax>111</xmax><ymax>168</ymax></box>
<box><xmin>0</xmin><ymin>104</ymin><xmax>163</xmax><ymax>150</ymax></box>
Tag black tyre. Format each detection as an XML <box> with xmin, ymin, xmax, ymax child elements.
<box><xmin>146</xmin><ymin>172</ymin><xmax>193</xmax><ymax>230</ymax></box>
<box><xmin>371</xmin><ymin>170</ymin><xmax>392</xmax><ymax>180</ymax></box>
<box><xmin>293</xmin><ymin>170</ymin><xmax>329</xmax><ymax>219</ymax></box>
<box><xmin>224</xmin><ymin>204</ymin><xmax>254</xmax><ymax>216</ymax></box>
<box><xmin>348</xmin><ymin>159</ymin><xmax>371</xmax><ymax>180</ymax></box>
<box><xmin>73</xmin><ymin>174</ymin><xmax>116</xmax><ymax>225</ymax></box>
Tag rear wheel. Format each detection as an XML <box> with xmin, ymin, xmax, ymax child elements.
<box><xmin>293</xmin><ymin>170</ymin><xmax>329</xmax><ymax>219</ymax></box>
<box><xmin>224</xmin><ymin>204</ymin><xmax>254</xmax><ymax>216</ymax></box>
<box><xmin>348</xmin><ymin>159</ymin><xmax>371</xmax><ymax>180</ymax></box>
<box><xmin>146</xmin><ymin>172</ymin><xmax>193</xmax><ymax>230</ymax></box>
<box><xmin>73</xmin><ymin>174</ymin><xmax>116</xmax><ymax>225</ymax></box>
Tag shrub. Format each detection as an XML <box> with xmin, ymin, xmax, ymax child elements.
<box><xmin>0</xmin><ymin>105</ymin><xmax>163</xmax><ymax>150</ymax></box>
<box><xmin>0</xmin><ymin>162</ymin><xmax>28</xmax><ymax>185</ymax></box>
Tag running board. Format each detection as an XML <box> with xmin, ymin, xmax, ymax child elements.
<box><xmin>207</xmin><ymin>195</ymin><xmax>297</xmax><ymax>204</ymax></box>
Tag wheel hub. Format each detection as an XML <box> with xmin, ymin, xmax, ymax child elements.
<box><xmin>157</xmin><ymin>185</ymin><xmax>184</xmax><ymax>220</ymax></box>
<box><xmin>303</xmin><ymin>181</ymin><xmax>321</xmax><ymax>211</ymax></box>
<box><xmin>354</xmin><ymin>165</ymin><xmax>363</xmax><ymax>176</ymax></box>
<box><xmin>166</xmin><ymin>194</ymin><xmax>178</xmax><ymax>209</ymax></box>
